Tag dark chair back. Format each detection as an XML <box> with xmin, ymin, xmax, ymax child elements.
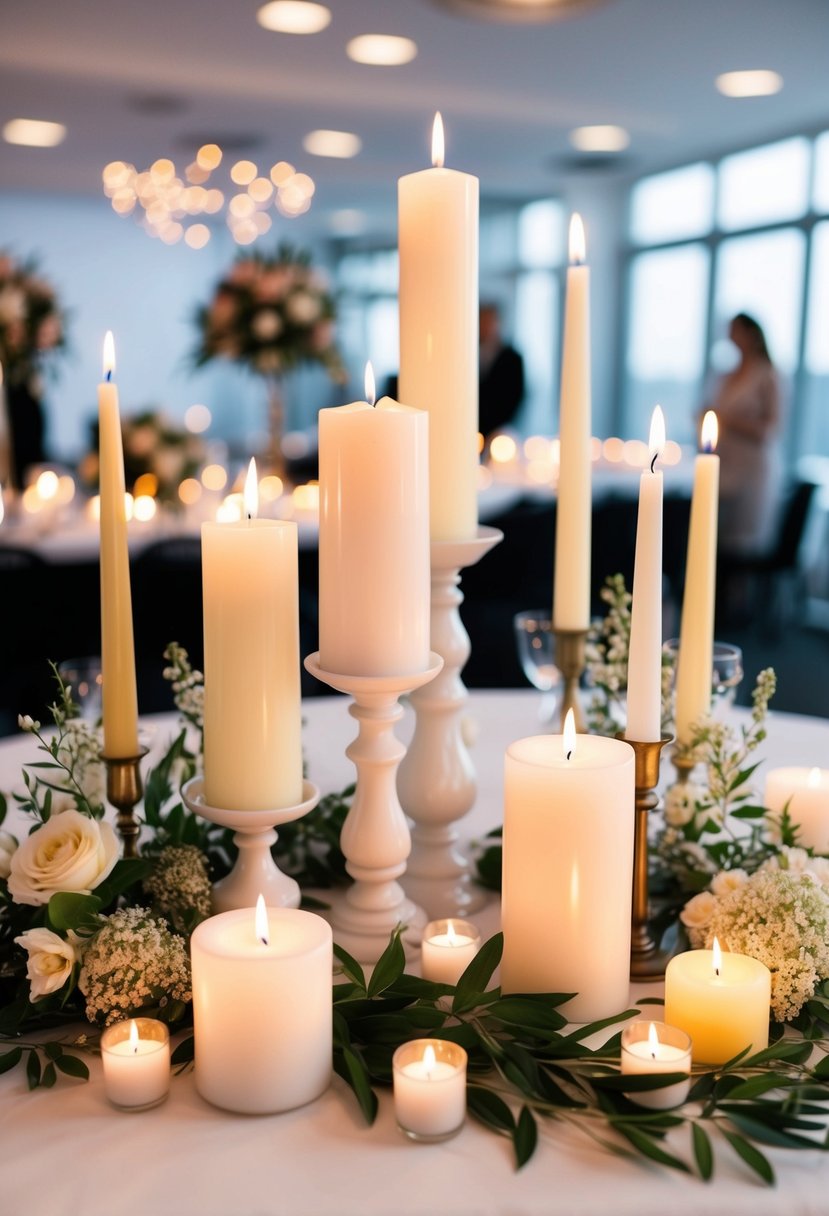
<box><xmin>770</xmin><ymin>480</ymin><xmax>817</xmax><ymax>571</ymax></box>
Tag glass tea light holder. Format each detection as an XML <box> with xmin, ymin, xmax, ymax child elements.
<box><xmin>421</xmin><ymin>918</ymin><xmax>481</xmax><ymax>985</ymax></box>
<box><xmin>392</xmin><ymin>1039</ymin><xmax>468</xmax><ymax>1142</ymax></box>
<box><xmin>620</xmin><ymin>1020</ymin><xmax>692</xmax><ymax>1109</ymax></box>
<box><xmin>100</xmin><ymin>1018</ymin><xmax>171</xmax><ymax>1111</ymax></box>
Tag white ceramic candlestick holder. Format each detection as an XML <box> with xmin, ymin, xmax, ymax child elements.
<box><xmin>181</xmin><ymin>777</ymin><xmax>320</xmax><ymax>913</ymax></box>
<box><xmin>304</xmin><ymin>650</ymin><xmax>443</xmax><ymax>964</ymax></box>
<box><xmin>398</xmin><ymin>526</ymin><xmax>503</xmax><ymax>919</ymax></box>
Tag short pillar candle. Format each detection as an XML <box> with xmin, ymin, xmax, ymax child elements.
<box><xmin>664</xmin><ymin>939</ymin><xmax>770</xmax><ymax>1065</ymax></box>
<box><xmin>421</xmin><ymin>919</ymin><xmax>481</xmax><ymax>985</ymax></box>
<box><xmin>392</xmin><ymin>1039</ymin><xmax>468</xmax><ymax>1142</ymax></box>
<box><xmin>100</xmin><ymin>1018</ymin><xmax>170</xmax><ymax>1111</ymax></box>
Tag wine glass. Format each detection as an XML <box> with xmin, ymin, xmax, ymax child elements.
<box><xmin>662</xmin><ymin>640</ymin><xmax>744</xmax><ymax>709</ymax></box>
<box><xmin>513</xmin><ymin>611</ymin><xmax>561</xmax><ymax>725</ymax></box>
<box><xmin>57</xmin><ymin>657</ymin><xmax>103</xmax><ymax>723</ymax></box>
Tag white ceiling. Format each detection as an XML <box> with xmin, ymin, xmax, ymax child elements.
<box><xmin>1</xmin><ymin>0</ymin><xmax>827</xmax><ymax>233</ymax></box>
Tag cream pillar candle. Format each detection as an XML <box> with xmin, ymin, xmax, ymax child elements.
<box><xmin>665</xmin><ymin>938</ymin><xmax>770</xmax><ymax>1065</ymax></box>
<box><xmin>674</xmin><ymin>411</ymin><xmax>719</xmax><ymax>749</ymax></box>
<box><xmin>202</xmin><ymin>460</ymin><xmax>302</xmax><ymax>811</ymax></box>
<box><xmin>765</xmin><ymin>766</ymin><xmax>829</xmax><ymax>854</ymax></box>
<box><xmin>501</xmin><ymin>712</ymin><xmax>635</xmax><ymax>1021</ymax></box>
<box><xmin>620</xmin><ymin>1021</ymin><xmax>691</xmax><ymax>1110</ymax></box>
<box><xmin>399</xmin><ymin>112</ymin><xmax>479</xmax><ymax>543</ymax></box>
<box><xmin>100</xmin><ymin>1018</ymin><xmax>170</xmax><ymax>1110</ymax></box>
<box><xmin>626</xmin><ymin>406</ymin><xmax>665</xmax><ymax>742</ymax></box>
<box><xmin>553</xmin><ymin>214</ymin><xmax>592</xmax><ymax>632</ymax></box>
<box><xmin>97</xmin><ymin>332</ymin><xmax>139</xmax><ymax>759</ymax></box>
<box><xmin>392</xmin><ymin>1039</ymin><xmax>468</xmax><ymax>1141</ymax></box>
<box><xmin>421</xmin><ymin>918</ymin><xmax>481</xmax><ymax>985</ymax></box>
<box><xmin>191</xmin><ymin>900</ymin><xmax>333</xmax><ymax>1114</ymax></box>
<box><xmin>318</xmin><ymin>374</ymin><xmax>430</xmax><ymax>677</ymax></box>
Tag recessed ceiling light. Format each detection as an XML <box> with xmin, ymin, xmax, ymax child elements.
<box><xmin>715</xmin><ymin>70</ymin><xmax>783</xmax><ymax>98</ymax></box>
<box><xmin>346</xmin><ymin>34</ymin><xmax>418</xmax><ymax>66</ymax></box>
<box><xmin>303</xmin><ymin>129</ymin><xmax>362</xmax><ymax>158</ymax></box>
<box><xmin>256</xmin><ymin>1</ymin><xmax>331</xmax><ymax>34</ymax></box>
<box><xmin>430</xmin><ymin>0</ymin><xmax>609</xmax><ymax>22</ymax></box>
<box><xmin>569</xmin><ymin>124</ymin><xmax>630</xmax><ymax>153</ymax></box>
<box><xmin>3</xmin><ymin>118</ymin><xmax>66</xmax><ymax>148</ymax></box>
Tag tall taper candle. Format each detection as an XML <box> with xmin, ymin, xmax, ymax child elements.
<box><xmin>202</xmin><ymin>460</ymin><xmax>302</xmax><ymax>811</ymax></box>
<box><xmin>626</xmin><ymin>406</ymin><xmax>665</xmax><ymax>742</ymax></box>
<box><xmin>399</xmin><ymin>112</ymin><xmax>479</xmax><ymax>543</ymax></box>
<box><xmin>553</xmin><ymin>214</ymin><xmax>592</xmax><ymax>631</ymax></box>
<box><xmin>674</xmin><ymin>411</ymin><xmax>719</xmax><ymax>749</ymax></box>
<box><xmin>98</xmin><ymin>332</ymin><xmax>139</xmax><ymax>758</ymax></box>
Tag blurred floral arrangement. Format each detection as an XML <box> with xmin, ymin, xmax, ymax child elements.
<box><xmin>0</xmin><ymin>252</ymin><xmax>66</xmax><ymax>387</ymax></box>
<box><xmin>79</xmin><ymin>411</ymin><xmax>206</xmax><ymax>505</ymax></box>
<box><xmin>193</xmin><ymin>244</ymin><xmax>345</xmax><ymax>381</ymax></box>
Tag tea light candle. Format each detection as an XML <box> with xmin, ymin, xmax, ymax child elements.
<box><xmin>765</xmin><ymin>766</ymin><xmax>829</xmax><ymax>854</ymax></box>
<box><xmin>392</xmin><ymin>1039</ymin><xmax>467</xmax><ymax>1142</ymax></box>
<box><xmin>190</xmin><ymin>897</ymin><xmax>332</xmax><ymax>1114</ymax></box>
<box><xmin>100</xmin><ymin>1018</ymin><xmax>170</xmax><ymax>1111</ymax></box>
<box><xmin>620</xmin><ymin>1021</ymin><xmax>692</xmax><ymax>1109</ymax></box>
<box><xmin>421</xmin><ymin>919</ymin><xmax>481</xmax><ymax>985</ymax></box>
<box><xmin>665</xmin><ymin>938</ymin><xmax>770</xmax><ymax>1065</ymax></box>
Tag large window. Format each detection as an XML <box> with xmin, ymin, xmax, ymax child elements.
<box><xmin>718</xmin><ymin>137</ymin><xmax>810</xmax><ymax>231</ymax></box>
<box><xmin>630</xmin><ymin>163</ymin><xmax>715</xmax><ymax>246</ymax></box>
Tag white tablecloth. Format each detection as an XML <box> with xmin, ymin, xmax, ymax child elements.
<box><xmin>1</xmin><ymin>691</ymin><xmax>828</xmax><ymax>1216</ymax></box>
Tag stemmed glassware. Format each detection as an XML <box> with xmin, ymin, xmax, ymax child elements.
<box><xmin>513</xmin><ymin>611</ymin><xmax>562</xmax><ymax>726</ymax></box>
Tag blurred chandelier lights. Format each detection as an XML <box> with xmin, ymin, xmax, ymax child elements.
<box><xmin>102</xmin><ymin>147</ymin><xmax>316</xmax><ymax>246</ymax></box>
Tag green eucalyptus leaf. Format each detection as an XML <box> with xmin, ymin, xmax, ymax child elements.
<box><xmin>452</xmin><ymin>933</ymin><xmax>503</xmax><ymax>1014</ymax></box>
<box><xmin>467</xmin><ymin>1084</ymin><xmax>515</xmax><ymax>1135</ymax></box>
<box><xmin>46</xmin><ymin>892</ymin><xmax>101</xmax><ymax>932</ymax></box>
<box><xmin>0</xmin><ymin>1048</ymin><xmax>22</xmax><ymax>1075</ymax></box>
<box><xmin>55</xmin><ymin>1054</ymin><xmax>89</xmax><ymax>1081</ymax></box>
<box><xmin>43</xmin><ymin>1042</ymin><xmax>63</xmax><ymax>1061</ymax></box>
<box><xmin>26</xmin><ymin>1048</ymin><xmax>41</xmax><ymax>1090</ymax></box>
<box><xmin>721</xmin><ymin>1129</ymin><xmax>775</xmax><ymax>1185</ymax></box>
<box><xmin>334</xmin><ymin>1047</ymin><xmax>378</xmax><ymax>1125</ymax></box>
<box><xmin>171</xmin><ymin>1036</ymin><xmax>195</xmax><ymax>1069</ymax></box>
<box><xmin>692</xmin><ymin>1122</ymin><xmax>714</xmax><ymax>1181</ymax></box>
<box><xmin>617</xmin><ymin>1125</ymin><xmax>690</xmax><ymax>1173</ymax></box>
<box><xmin>726</xmin><ymin>1074</ymin><xmax>795</xmax><ymax>1101</ymax></box>
<box><xmin>513</xmin><ymin>1106</ymin><xmax>538</xmax><ymax>1169</ymax></box>
<box><xmin>366</xmin><ymin>929</ymin><xmax>405</xmax><ymax>999</ymax></box>
<box><xmin>40</xmin><ymin>1062</ymin><xmax>57</xmax><ymax>1088</ymax></box>
<box><xmin>487</xmin><ymin>998</ymin><xmax>568</xmax><ymax>1035</ymax></box>
<box><xmin>333</xmin><ymin>943</ymin><xmax>367</xmax><ymax>993</ymax></box>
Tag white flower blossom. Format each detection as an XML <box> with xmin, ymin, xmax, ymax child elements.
<box><xmin>0</xmin><ymin>830</ymin><xmax>18</xmax><ymax>879</ymax></box>
<box><xmin>14</xmin><ymin>927</ymin><xmax>79</xmax><ymax>1001</ymax></box>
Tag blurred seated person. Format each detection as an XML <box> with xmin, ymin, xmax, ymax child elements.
<box><xmin>479</xmin><ymin>303</ymin><xmax>525</xmax><ymax>443</ymax></box>
<box><xmin>706</xmin><ymin>312</ymin><xmax>783</xmax><ymax>558</ymax></box>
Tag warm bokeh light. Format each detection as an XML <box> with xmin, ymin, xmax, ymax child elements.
<box><xmin>569</xmin><ymin>125</ymin><xmax>630</xmax><ymax>153</ymax></box>
<box><xmin>490</xmin><ymin>434</ymin><xmax>517</xmax><ymax>463</ymax></box>
<box><xmin>124</xmin><ymin>492</ymin><xmax>135</xmax><ymax>522</ymax></box>
<box><xmin>270</xmin><ymin>161</ymin><xmax>295</xmax><ymax>185</ymax></box>
<box><xmin>229</xmin><ymin>193</ymin><xmax>256</xmax><ymax>218</ymax></box>
<box><xmin>603</xmin><ymin>436</ymin><xmax>624</xmax><ymax>463</ymax></box>
<box><xmin>258</xmin><ymin>474</ymin><xmax>284</xmax><ymax>502</ymax></box>
<box><xmin>197</xmin><ymin>143</ymin><xmax>223</xmax><ymax>170</ymax></box>
<box><xmin>178</xmin><ymin>478</ymin><xmax>202</xmax><ymax>506</ymax></box>
<box><xmin>230</xmin><ymin>160</ymin><xmax>257</xmax><ymax>186</ymax></box>
<box><xmin>133</xmin><ymin>494</ymin><xmax>157</xmax><ymax>522</ymax></box>
<box><xmin>36</xmin><ymin>470</ymin><xmax>59</xmax><ymax>501</ymax></box>
<box><xmin>303</xmin><ymin>129</ymin><xmax>361</xmax><ymax>159</ymax></box>
<box><xmin>56</xmin><ymin>475</ymin><xmax>76</xmax><ymax>505</ymax></box>
<box><xmin>562</xmin><ymin>708</ymin><xmax>577</xmax><ymax>760</ymax></box>
<box><xmin>185</xmin><ymin>223</ymin><xmax>211</xmax><ymax>249</ymax></box>
<box><xmin>201</xmin><ymin>464</ymin><xmax>228</xmax><ymax>492</ymax></box>
<box><xmin>217</xmin><ymin>493</ymin><xmax>243</xmax><ymax>523</ymax></box>
<box><xmin>292</xmin><ymin>482</ymin><xmax>320</xmax><ymax>512</ymax></box>
<box><xmin>662</xmin><ymin>439</ymin><xmax>682</xmax><ymax>466</ymax></box>
<box><xmin>3</xmin><ymin>118</ymin><xmax>66</xmax><ymax>148</ymax></box>
<box><xmin>523</xmin><ymin>434</ymin><xmax>551</xmax><ymax>461</ymax></box>
<box><xmin>590</xmin><ymin>436</ymin><xmax>602</xmax><ymax>461</ymax></box>
<box><xmin>134</xmin><ymin>472</ymin><xmax>158</xmax><ymax>497</ymax></box>
<box><xmin>248</xmin><ymin>177</ymin><xmax>274</xmax><ymax>203</ymax></box>
<box><xmin>150</xmin><ymin>158</ymin><xmax>175</xmax><ymax>183</ymax></box>
<box><xmin>185</xmin><ymin>403</ymin><xmax>212</xmax><ymax>433</ymax></box>
<box><xmin>256</xmin><ymin>1</ymin><xmax>331</xmax><ymax>34</ymax></box>
<box><xmin>346</xmin><ymin>34</ymin><xmax>418</xmax><ymax>66</ymax></box>
<box><xmin>87</xmin><ymin>495</ymin><xmax>101</xmax><ymax>523</ymax></box>
<box><xmin>715</xmin><ymin>69</ymin><xmax>783</xmax><ymax>98</ymax></box>
<box><xmin>623</xmin><ymin>439</ymin><xmax>648</xmax><ymax>467</ymax></box>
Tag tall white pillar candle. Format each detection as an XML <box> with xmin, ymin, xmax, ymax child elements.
<box><xmin>399</xmin><ymin>112</ymin><xmax>479</xmax><ymax>543</ymax></box>
<box><xmin>202</xmin><ymin>460</ymin><xmax>302</xmax><ymax>811</ymax></box>
<box><xmin>501</xmin><ymin>712</ymin><xmax>635</xmax><ymax>1021</ymax></box>
<box><xmin>553</xmin><ymin>214</ymin><xmax>592</xmax><ymax>631</ymax></box>
<box><xmin>765</xmin><ymin>766</ymin><xmax>829</xmax><ymax>854</ymax></box>
<box><xmin>674</xmin><ymin>411</ymin><xmax>719</xmax><ymax>748</ymax></box>
<box><xmin>191</xmin><ymin>901</ymin><xmax>332</xmax><ymax>1114</ymax></box>
<box><xmin>318</xmin><ymin>377</ymin><xmax>430</xmax><ymax>677</ymax></box>
<box><xmin>97</xmin><ymin>332</ymin><xmax>140</xmax><ymax>759</ymax></box>
<box><xmin>626</xmin><ymin>406</ymin><xmax>665</xmax><ymax>742</ymax></box>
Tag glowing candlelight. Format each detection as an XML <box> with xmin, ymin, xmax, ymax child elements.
<box><xmin>364</xmin><ymin>360</ymin><xmax>376</xmax><ymax>407</ymax></box>
<box><xmin>244</xmin><ymin>458</ymin><xmax>258</xmax><ymax>520</ymax></box>
<box><xmin>255</xmin><ymin>893</ymin><xmax>269</xmax><ymax>946</ymax></box>
<box><xmin>431</xmin><ymin>111</ymin><xmax>444</xmax><ymax>168</ymax></box>
<box><xmin>569</xmin><ymin>212</ymin><xmax>586</xmax><ymax>266</ymax></box>
<box><xmin>701</xmin><ymin>409</ymin><xmax>718</xmax><ymax>453</ymax></box>
<box><xmin>103</xmin><ymin>329</ymin><xmax>115</xmax><ymax>381</ymax></box>
<box><xmin>562</xmin><ymin>707</ymin><xmax>576</xmax><ymax>760</ymax></box>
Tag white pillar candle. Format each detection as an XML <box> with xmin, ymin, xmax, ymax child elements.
<box><xmin>553</xmin><ymin>214</ymin><xmax>592</xmax><ymax>632</ymax></box>
<box><xmin>626</xmin><ymin>406</ymin><xmax>665</xmax><ymax>742</ymax></box>
<box><xmin>674</xmin><ymin>411</ymin><xmax>719</xmax><ymax>749</ymax></box>
<box><xmin>765</xmin><ymin>766</ymin><xmax>829</xmax><ymax>854</ymax></box>
<box><xmin>665</xmin><ymin>938</ymin><xmax>770</xmax><ymax>1065</ymax></box>
<box><xmin>191</xmin><ymin>900</ymin><xmax>332</xmax><ymax>1114</ymax></box>
<box><xmin>620</xmin><ymin>1021</ymin><xmax>691</xmax><ymax>1109</ymax></box>
<box><xmin>501</xmin><ymin>712</ymin><xmax>635</xmax><ymax>1022</ymax></box>
<box><xmin>202</xmin><ymin>460</ymin><xmax>302</xmax><ymax>811</ymax></box>
<box><xmin>318</xmin><ymin>374</ymin><xmax>430</xmax><ymax>677</ymax></box>
<box><xmin>97</xmin><ymin>332</ymin><xmax>139</xmax><ymax>759</ymax></box>
<box><xmin>392</xmin><ymin>1039</ymin><xmax>468</xmax><ymax>1141</ymax></box>
<box><xmin>421</xmin><ymin>918</ymin><xmax>481</xmax><ymax>985</ymax></box>
<box><xmin>100</xmin><ymin>1018</ymin><xmax>170</xmax><ymax>1110</ymax></box>
<box><xmin>399</xmin><ymin>112</ymin><xmax>479</xmax><ymax>543</ymax></box>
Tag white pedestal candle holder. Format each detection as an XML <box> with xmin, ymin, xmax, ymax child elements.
<box><xmin>397</xmin><ymin>526</ymin><xmax>503</xmax><ymax>919</ymax></box>
<box><xmin>181</xmin><ymin>777</ymin><xmax>320</xmax><ymax>913</ymax></box>
<box><xmin>304</xmin><ymin>651</ymin><xmax>443</xmax><ymax>964</ymax></box>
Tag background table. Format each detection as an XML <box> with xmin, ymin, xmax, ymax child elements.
<box><xmin>1</xmin><ymin>690</ymin><xmax>827</xmax><ymax>1216</ymax></box>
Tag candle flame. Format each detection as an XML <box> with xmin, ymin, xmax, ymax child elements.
<box><xmin>423</xmin><ymin>1044</ymin><xmax>436</xmax><ymax>1076</ymax></box>
<box><xmin>255</xmin><ymin>893</ymin><xmax>269</xmax><ymax>946</ymax></box>
<box><xmin>244</xmin><ymin>458</ymin><xmax>258</xmax><ymax>520</ymax></box>
<box><xmin>701</xmin><ymin>410</ymin><xmax>718</xmax><ymax>454</ymax></box>
<box><xmin>808</xmin><ymin>766</ymin><xmax>821</xmax><ymax>789</ymax></box>
<box><xmin>431</xmin><ymin>112</ymin><xmax>444</xmax><ymax>168</ymax></box>
<box><xmin>129</xmin><ymin>1019</ymin><xmax>139</xmax><ymax>1054</ymax></box>
<box><xmin>563</xmin><ymin>707</ymin><xmax>576</xmax><ymax>761</ymax></box>
<box><xmin>103</xmin><ymin>330</ymin><xmax>115</xmax><ymax>381</ymax></box>
<box><xmin>712</xmin><ymin>935</ymin><xmax>722</xmax><ymax>977</ymax></box>
<box><xmin>364</xmin><ymin>360</ymin><xmax>376</xmax><ymax>407</ymax></box>
<box><xmin>647</xmin><ymin>1021</ymin><xmax>660</xmax><ymax>1059</ymax></box>
<box><xmin>446</xmin><ymin>920</ymin><xmax>457</xmax><ymax>946</ymax></box>
<box><xmin>569</xmin><ymin>213</ymin><xmax>586</xmax><ymax>265</ymax></box>
<box><xmin>648</xmin><ymin>405</ymin><xmax>666</xmax><ymax>473</ymax></box>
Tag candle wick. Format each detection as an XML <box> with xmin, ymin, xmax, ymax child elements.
<box><xmin>260</xmin><ymin>934</ymin><xmax>269</xmax><ymax>946</ymax></box>
<box><xmin>566</xmin><ymin>749</ymin><xmax>572</xmax><ymax>761</ymax></box>
<box><xmin>715</xmin><ymin>966</ymin><xmax>720</xmax><ymax>977</ymax></box>
<box><xmin>106</xmin><ymin>369</ymin><xmax>112</xmax><ymax>384</ymax></box>
<box><xmin>650</xmin><ymin>451</ymin><xmax>657</xmax><ymax>474</ymax></box>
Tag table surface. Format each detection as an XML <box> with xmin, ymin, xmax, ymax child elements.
<box><xmin>1</xmin><ymin>690</ymin><xmax>828</xmax><ymax>1216</ymax></box>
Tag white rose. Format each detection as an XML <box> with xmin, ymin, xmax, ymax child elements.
<box><xmin>285</xmin><ymin>290</ymin><xmax>320</xmax><ymax>325</ymax></box>
<box><xmin>679</xmin><ymin>890</ymin><xmax>718</xmax><ymax>931</ymax></box>
<box><xmin>711</xmin><ymin>868</ymin><xmax>748</xmax><ymax>897</ymax></box>
<box><xmin>664</xmin><ymin>782</ymin><xmax>704</xmax><ymax>827</ymax></box>
<box><xmin>777</xmin><ymin>846</ymin><xmax>812</xmax><ymax>877</ymax></box>
<box><xmin>252</xmin><ymin>309</ymin><xmax>283</xmax><ymax>341</ymax></box>
<box><xmin>806</xmin><ymin>856</ymin><xmax>829</xmax><ymax>888</ymax></box>
<box><xmin>14</xmin><ymin>927</ymin><xmax>79</xmax><ymax>1000</ymax></box>
<box><xmin>0</xmin><ymin>830</ymin><xmax>18</xmax><ymax>879</ymax></box>
<box><xmin>7</xmin><ymin>809</ymin><xmax>119</xmax><ymax>907</ymax></box>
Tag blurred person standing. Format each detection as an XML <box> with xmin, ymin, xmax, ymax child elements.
<box><xmin>479</xmin><ymin>303</ymin><xmax>525</xmax><ymax>443</ymax></box>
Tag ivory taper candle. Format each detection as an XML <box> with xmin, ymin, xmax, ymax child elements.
<box><xmin>674</xmin><ymin>411</ymin><xmax>719</xmax><ymax>748</ymax></box>
<box><xmin>97</xmin><ymin>331</ymin><xmax>139</xmax><ymax>759</ymax></box>
<box><xmin>399</xmin><ymin>112</ymin><xmax>479</xmax><ymax>543</ymax></box>
<box><xmin>553</xmin><ymin>213</ymin><xmax>592</xmax><ymax>632</ymax></box>
<box><xmin>202</xmin><ymin>459</ymin><xmax>302</xmax><ymax>811</ymax></box>
<box><xmin>626</xmin><ymin>406</ymin><xmax>665</xmax><ymax>742</ymax></box>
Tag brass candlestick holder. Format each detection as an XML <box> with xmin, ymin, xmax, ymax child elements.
<box><xmin>618</xmin><ymin>733</ymin><xmax>673</xmax><ymax>982</ymax></box>
<box><xmin>554</xmin><ymin>628</ymin><xmax>588</xmax><ymax>732</ymax></box>
<box><xmin>671</xmin><ymin>744</ymin><xmax>697</xmax><ymax>788</ymax></box>
<box><xmin>102</xmin><ymin>748</ymin><xmax>149</xmax><ymax>859</ymax></box>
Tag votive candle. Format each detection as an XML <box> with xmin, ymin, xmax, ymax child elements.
<box><xmin>100</xmin><ymin>1018</ymin><xmax>170</xmax><ymax>1111</ymax></box>
<box><xmin>421</xmin><ymin>919</ymin><xmax>480</xmax><ymax>985</ymax></box>
<box><xmin>392</xmin><ymin>1039</ymin><xmax>467</xmax><ymax>1142</ymax></box>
